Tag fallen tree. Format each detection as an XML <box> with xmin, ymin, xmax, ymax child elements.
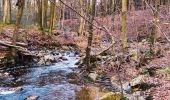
<box><xmin>0</xmin><ymin>40</ymin><xmax>27</xmax><ymax>47</ymax></box>
<box><xmin>0</xmin><ymin>40</ymin><xmax>37</xmax><ymax>57</ymax></box>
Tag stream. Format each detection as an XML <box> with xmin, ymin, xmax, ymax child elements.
<box><xmin>0</xmin><ymin>51</ymin><xmax>81</xmax><ymax>100</ymax></box>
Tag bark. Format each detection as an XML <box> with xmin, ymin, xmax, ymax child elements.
<box><xmin>150</xmin><ymin>0</ymin><xmax>160</xmax><ymax>46</ymax></box>
<box><xmin>122</xmin><ymin>0</ymin><xmax>127</xmax><ymax>51</ymax></box>
<box><xmin>100</xmin><ymin>0</ymin><xmax>107</xmax><ymax>16</ymax></box>
<box><xmin>0</xmin><ymin>41</ymin><xmax>27</xmax><ymax>48</ymax></box>
<box><xmin>111</xmin><ymin>0</ymin><xmax>118</xmax><ymax>31</ymax></box>
<box><xmin>49</xmin><ymin>0</ymin><xmax>56</xmax><ymax>35</ymax></box>
<box><xmin>85</xmin><ymin>0</ymin><xmax>96</xmax><ymax>72</ymax></box>
<box><xmin>12</xmin><ymin>0</ymin><xmax>25</xmax><ymax>61</ymax></box>
<box><xmin>168</xmin><ymin>0</ymin><xmax>170</xmax><ymax>14</ymax></box>
<box><xmin>3</xmin><ymin>0</ymin><xmax>11</xmax><ymax>24</ymax></box>
<box><xmin>78</xmin><ymin>0</ymin><xmax>85</xmax><ymax>35</ymax></box>
<box><xmin>37</xmin><ymin>0</ymin><xmax>43</xmax><ymax>31</ymax></box>
<box><xmin>42</xmin><ymin>0</ymin><xmax>48</xmax><ymax>28</ymax></box>
<box><xmin>26</xmin><ymin>0</ymin><xmax>31</xmax><ymax>21</ymax></box>
<box><xmin>59</xmin><ymin>0</ymin><xmax>65</xmax><ymax>30</ymax></box>
<box><xmin>107</xmin><ymin>0</ymin><xmax>113</xmax><ymax>15</ymax></box>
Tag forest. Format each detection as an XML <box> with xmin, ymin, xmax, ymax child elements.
<box><xmin>0</xmin><ymin>0</ymin><xmax>170</xmax><ymax>100</ymax></box>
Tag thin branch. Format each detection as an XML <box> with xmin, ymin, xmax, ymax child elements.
<box><xmin>49</xmin><ymin>0</ymin><xmax>100</xmax><ymax>30</ymax></box>
<box><xmin>143</xmin><ymin>0</ymin><xmax>170</xmax><ymax>43</ymax></box>
<box><xmin>152</xmin><ymin>21</ymin><xmax>170</xmax><ymax>43</ymax></box>
<box><xmin>48</xmin><ymin>0</ymin><xmax>115</xmax><ymax>56</ymax></box>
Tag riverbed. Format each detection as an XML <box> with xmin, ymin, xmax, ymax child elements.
<box><xmin>0</xmin><ymin>51</ymin><xmax>81</xmax><ymax>100</ymax></box>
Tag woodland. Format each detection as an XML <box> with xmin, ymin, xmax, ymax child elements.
<box><xmin>0</xmin><ymin>0</ymin><xmax>170</xmax><ymax>100</ymax></box>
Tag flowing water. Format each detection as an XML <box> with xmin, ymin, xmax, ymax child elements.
<box><xmin>0</xmin><ymin>51</ymin><xmax>81</xmax><ymax>100</ymax></box>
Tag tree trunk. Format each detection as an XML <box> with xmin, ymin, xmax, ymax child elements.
<box><xmin>111</xmin><ymin>0</ymin><xmax>118</xmax><ymax>31</ymax></box>
<box><xmin>59</xmin><ymin>0</ymin><xmax>65</xmax><ymax>30</ymax></box>
<box><xmin>150</xmin><ymin>0</ymin><xmax>160</xmax><ymax>56</ymax></box>
<box><xmin>42</xmin><ymin>0</ymin><xmax>48</xmax><ymax>28</ymax></box>
<box><xmin>78</xmin><ymin>0</ymin><xmax>85</xmax><ymax>35</ymax></box>
<box><xmin>85</xmin><ymin>0</ymin><xmax>96</xmax><ymax>72</ymax></box>
<box><xmin>122</xmin><ymin>0</ymin><xmax>127</xmax><ymax>51</ymax></box>
<box><xmin>3</xmin><ymin>0</ymin><xmax>11</xmax><ymax>24</ymax></box>
<box><xmin>37</xmin><ymin>0</ymin><xmax>43</xmax><ymax>31</ymax></box>
<box><xmin>12</xmin><ymin>0</ymin><xmax>25</xmax><ymax>64</ymax></box>
<box><xmin>168</xmin><ymin>0</ymin><xmax>170</xmax><ymax>14</ymax></box>
<box><xmin>49</xmin><ymin>0</ymin><xmax>56</xmax><ymax>35</ymax></box>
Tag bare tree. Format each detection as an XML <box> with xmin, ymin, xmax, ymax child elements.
<box><xmin>85</xmin><ymin>0</ymin><xmax>96</xmax><ymax>72</ymax></box>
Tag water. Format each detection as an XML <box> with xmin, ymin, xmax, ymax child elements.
<box><xmin>0</xmin><ymin>52</ymin><xmax>81</xmax><ymax>100</ymax></box>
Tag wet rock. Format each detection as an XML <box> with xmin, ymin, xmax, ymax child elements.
<box><xmin>44</xmin><ymin>54</ymin><xmax>55</xmax><ymax>62</ymax></box>
<box><xmin>99</xmin><ymin>92</ymin><xmax>122</xmax><ymax>100</ymax></box>
<box><xmin>4</xmin><ymin>72</ymin><xmax>10</xmax><ymax>76</ymax></box>
<box><xmin>59</xmin><ymin>56</ymin><xmax>68</xmax><ymax>61</ymax></box>
<box><xmin>3</xmin><ymin>76</ymin><xmax>15</xmax><ymax>83</ymax></box>
<box><xmin>88</xmin><ymin>73</ymin><xmax>98</xmax><ymax>81</ymax></box>
<box><xmin>26</xmin><ymin>95</ymin><xmax>39</xmax><ymax>100</ymax></box>
<box><xmin>14</xmin><ymin>87</ymin><xmax>23</xmax><ymax>92</ymax></box>
<box><xmin>0</xmin><ymin>87</ymin><xmax>22</xmax><ymax>95</ymax></box>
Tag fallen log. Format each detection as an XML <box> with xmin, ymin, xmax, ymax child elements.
<box><xmin>0</xmin><ymin>41</ymin><xmax>37</xmax><ymax>57</ymax></box>
<box><xmin>0</xmin><ymin>40</ymin><xmax>27</xmax><ymax>47</ymax></box>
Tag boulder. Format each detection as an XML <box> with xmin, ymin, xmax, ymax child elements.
<box><xmin>99</xmin><ymin>92</ymin><xmax>122</xmax><ymax>100</ymax></box>
<box><xmin>130</xmin><ymin>75</ymin><xmax>147</xmax><ymax>87</ymax></box>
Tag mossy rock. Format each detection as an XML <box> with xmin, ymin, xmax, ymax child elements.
<box><xmin>99</xmin><ymin>92</ymin><xmax>122</xmax><ymax>100</ymax></box>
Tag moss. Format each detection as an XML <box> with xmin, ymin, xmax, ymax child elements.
<box><xmin>99</xmin><ymin>92</ymin><xmax>122</xmax><ymax>100</ymax></box>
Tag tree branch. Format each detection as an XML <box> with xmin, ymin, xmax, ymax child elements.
<box><xmin>48</xmin><ymin>0</ymin><xmax>115</xmax><ymax>56</ymax></box>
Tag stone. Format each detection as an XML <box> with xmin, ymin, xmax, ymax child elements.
<box><xmin>59</xmin><ymin>56</ymin><xmax>68</xmax><ymax>61</ymax></box>
<box><xmin>44</xmin><ymin>54</ymin><xmax>55</xmax><ymax>62</ymax></box>
<box><xmin>130</xmin><ymin>75</ymin><xmax>147</xmax><ymax>87</ymax></box>
<box><xmin>14</xmin><ymin>87</ymin><xmax>23</xmax><ymax>92</ymax></box>
<box><xmin>4</xmin><ymin>72</ymin><xmax>9</xmax><ymax>76</ymax></box>
<box><xmin>129</xmin><ymin>49</ymin><xmax>138</xmax><ymax>61</ymax></box>
<box><xmin>62</xmin><ymin>46</ymin><xmax>70</xmax><ymax>50</ymax></box>
<box><xmin>99</xmin><ymin>92</ymin><xmax>122</xmax><ymax>100</ymax></box>
<box><xmin>37</xmin><ymin>58</ymin><xmax>45</xmax><ymax>65</ymax></box>
<box><xmin>122</xmin><ymin>82</ymin><xmax>132</xmax><ymax>94</ymax></box>
<box><xmin>26</xmin><ymin>96</ymin><xmax>39</xmax><ymax>100</ymax></box>
<box><xmin>88</xmin><ymin>73</ymin><xmax>98</xmax><ymax>81</ymax></box>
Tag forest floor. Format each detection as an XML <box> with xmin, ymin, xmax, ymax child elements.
<box><xmin>0</xmin><ymin>8</ymin><xmax>170</xmax><ymax>99</ymax></box>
